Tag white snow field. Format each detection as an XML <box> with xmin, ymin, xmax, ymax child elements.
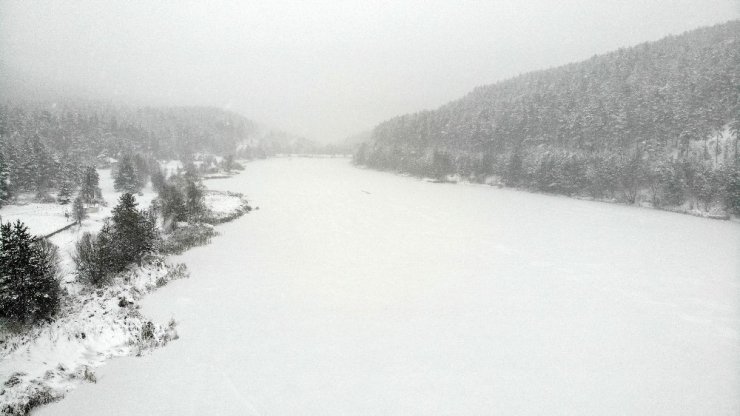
<box><xmin>36</xmin><ymin>158</ymin><xmax>739</xmax><ymax>416</ymax></box>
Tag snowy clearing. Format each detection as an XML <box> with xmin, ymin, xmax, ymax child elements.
<box><xmin>0</xmin><ymin>169</ymin><xmax>155</xmax><ymax>239</ymax></box>
<box><xmin>35</xmin><ymin>158</ymin><xmax>740</xmax><ymax>416</ymax></box>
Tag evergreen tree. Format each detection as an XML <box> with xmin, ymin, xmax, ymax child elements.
<box><xmin>0</xmin><ymin>151</ymin><xmax>10</xmax><ymax>206</ymax></box>
<box><xmin>134</xmin><ymin>153</ymin><xmax>150</xmax><ymax>182</ymax></box>
<box><xmin>111</xmin><ymin>193</ymin><xmax>157</xmax><ymax>266</ymax></box>
<box><xmin>23</xmin><ymin>136</ymin><xmax>56</xmax><ymax>196</ymax></box>
<box><xmin>159</xmin><ymin>183</ymin><xmax>187</xmax><ymax>224</ymax></box>
<box><xmin>503</xmin><ymin>145</ymin><xmax>524</xmax><ymax>186</ymax></box>
<box><xmin>721</xmin><ymin>165</ymin><xmax>740</xmax><ymax>215</ymax></box>
<box><xmin>691</xmin><ymin>165</ymin><xmax>721</xmax><ymax>211</ymax></box>
<box><xmin>183</xmin><ymin>161</ymin><xmax>199</xmax><ymax>181</ymax></box>
<box><xmin>657</xmin><ymin>161</ymin><xmax>686</xmax><ymax>206</ymax></box>
<box><xmin>114</xmin><ymin>155</ymin><xmax>141</xmax><ymax>193</ymax></box>
<box><xmin>430</xmin><ymin>150</ymin><xmax>453</xmax><ymax>180</ymax></box>
<box><xmin>57</xmin><ymin>180</ymin><xmax>74</xmax><ymax>204</ymax></box>
<box><xmin>2</xmin><ymin>142</ymin><xmax>20</xmax><ymax>197</ymax></box>
<box><xmin>0</xmin><ymin>221</ymin><xmax>61</xmax><ymax>323</ymax></box>
<box><xmin>80</xmin><ymin>166</ymin><xmax>101</xmax><ymax>203</ymax></box>
<box><xmin>150</xmin><ymin>166</ymin><xmax>166</xmax><ymax>194</ymax></box>
<box><xmin>224</xmin><ymin>154</ymin><xmax>235</xmax><ymax>173</ymax></box>
<box><xmin>184</xmin><ymin>179</ymin><xmax>205</xmax><ymax>221</ymax></box>
<box><xmin>73</xmin><ymin>195</ymin><xmax>87</xmax><ymax>224</ymax></box>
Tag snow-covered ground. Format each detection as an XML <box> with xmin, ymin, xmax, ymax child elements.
<box><xmin>0</xmin><ymin>167</ymin><xmax>249</xmax><ymax>413</ymax></box>
<box><xmin>0</xmin><ymin>169</ymin><xmax>158</xmax><ymax>287</ymax></box>
<box><xmin>0</xmin><ymin>169</ymin><xmax>154</xmax><ymax>238</ymax></box>
<box><xmin>0</xmin><ymin>258</ymin><xmax>184</xmax><ymax>414</ymax></box>
<box><xmin>36</xmin><ymin>158</ymin><xmax>740</xmax><ymax>416</ymax></box>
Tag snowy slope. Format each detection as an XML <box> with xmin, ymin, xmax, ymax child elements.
<box><xmin>36</xmin><ymin>158</ymin><xmax>740</xmax><ymax>416</ymax></box>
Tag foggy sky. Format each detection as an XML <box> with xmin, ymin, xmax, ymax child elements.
<box><xmin>1</xmin><ymin>0</ymin><xmax>737</xmax><ymax>143</ymax></box>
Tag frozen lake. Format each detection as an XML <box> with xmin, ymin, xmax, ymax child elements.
<box><xmin>38</xmin><ymin>158</ymin><xmax>740</xmax><ymax>415</ymax></box>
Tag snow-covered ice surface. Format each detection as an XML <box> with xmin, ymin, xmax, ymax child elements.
<box><xmin>36</xmin><ymin>158</ymin><xmax>740</xmax><ymax>415</ymax></box>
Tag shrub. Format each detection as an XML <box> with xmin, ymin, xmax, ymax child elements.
<box><xmin>141</xmin><ymin>321</ymin><xmax>155</xmax><ymax>340</ymax></box>
<box><xmin>82</xmin><ymin>367</ymin><xmax>97</xmax><ymax>383</ymax></box>
<box><xmin>159</xmin><ymin>223</ymin><xmax>217</xmax><ymax>255</ymax></box>
<box><xmin>73</xmin><ymin>227</ymin><xmax>115</xmax><ymax>286</ymax></box>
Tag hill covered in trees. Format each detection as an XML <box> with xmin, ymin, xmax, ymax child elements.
<box><xmin>355</xmin><ymin>20</ymin><xmax>740</xmax><ymax>216</ymax></box>
<box><xmin>0</xmin><ymin>102</ymin><xmax>260</xmax><ymax>159</ymax></box>
<box><xmin>0</xmin><ymin>101</ymin><xmax>261</xmax><ymax>205</ymax></box>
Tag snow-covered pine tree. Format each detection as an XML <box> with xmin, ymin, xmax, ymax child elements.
<box><xmin>111</xmin><ymin>193</ymin><xmax>157</xmax><ymax>267</ymax></box>
<box><xmin>80</xmin><ymin>166</ymin><xmax>101</xmax><ymax>203</ymax></box>
<box><xmin>133</xmin><ymin>153</ymin><xmax>150</xmax><ymax>188</ymax></box>
<box><xmin>0</xmin><ymin>151</ymin><xmax>10</xmax><ymax>206</ymax></box>
<box><xmin>114</xmin><ymin>154</ymin><xmax>141</xmax><ymax>193</ymax></box>
<box><xmin>73</xmin><ymin>195</ymin><xmax>87</xmax><ymax>224</ymax></box>
<box><xmin>184</xmin><ymin>178</ymin><xmax>205</xmax><ymax>222</ymax></box>
<box><xmin>0</xmin><ymin>220</ymin><xmax>61</xmax><ymax>323</ymax></box>
<box><xmin>150</xmin><ymin>166</ymin><xmax>166</xmax><ymax>194</ymax></box>
<box><xmin>57</xmin><ymin>180</ymin><xmax>74</xmax><ymax>204</ymax></box>
<box><xmin>159</xmin><ymin>183</ymin><xmax>187</xmax><ymax>225</ymax></box>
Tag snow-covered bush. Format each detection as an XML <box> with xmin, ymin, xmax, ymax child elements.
<box><xmin>159</xmin><ymin>223</ymin><xmax>217</xmax><ymax>255</ymax></box>
<box><xmin>73</xmin><ymin>228</ymin><xmax>115</xmax><ymax>286</ymax></box>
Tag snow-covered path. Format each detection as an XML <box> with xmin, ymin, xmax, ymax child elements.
<box><xmin>37</xmin><ymin>158</ymin><xmax>740</xmax><ymax>415</ymax></box>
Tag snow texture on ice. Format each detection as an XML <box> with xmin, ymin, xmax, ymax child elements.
<box><xmin>35</xmin><ymin>158</ymin><xmax>740</xmax><ymax>416</ymax></box>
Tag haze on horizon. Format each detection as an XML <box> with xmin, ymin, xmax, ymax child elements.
<box><xmin>0</xmin><ymin>0</ymin><xmax>737</xmax><ymax>143</ymax></box>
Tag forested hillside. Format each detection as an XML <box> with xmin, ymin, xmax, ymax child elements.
<box><xmin>0</xmin><ymin>101</ymin><xmax>263</xmax><ymax>205</ymax></box>
<box><xmin>0</xmin><ymin>102</ymin><xmax>258</xmax><ymax>159</ymax></box>
<box><xmin>356</xmin><ymin>20</ymin><xmax>740</xmax><ymax>215</ymax></box>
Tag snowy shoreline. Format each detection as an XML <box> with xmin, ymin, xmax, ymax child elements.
<box><xmin>376</xmin><ymin>168</ymin><xmax>737</xmax><ymax>221</ymax></box>
<box><xmin>0</xmin><ymin>182</ymin><xmax>251</xmax><ymax>415</ymax></box>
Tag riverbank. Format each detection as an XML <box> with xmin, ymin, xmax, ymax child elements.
<box><xmin>396</xmin><ymin>168</ymin><xmax>737</xmax><ymax>221</ymax></box>
<box><xmin>0</xmin><ymin>185</ymin><xmax>250</xmax><ymax>415</ymax></box>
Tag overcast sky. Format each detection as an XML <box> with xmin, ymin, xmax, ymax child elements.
<box><xmin>1</xmin><ymin>0</ymin><xmax>737</xmax><ymax>143</ymax></box>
